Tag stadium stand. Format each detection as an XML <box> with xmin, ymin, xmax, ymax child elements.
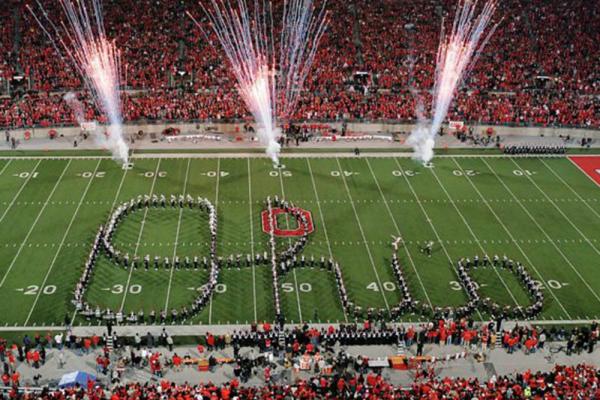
<box><xmin>0</xmin><ymin>321</ymin><xmax>598</xmax><ymax>398</ymax></box>
<box><xmin>2</xmin><ymin>365</ymin><xmax>599</xmax><ymax>399</ymax></box>
<box><xmin>0</xmin><ymin>0</ymin><xmax>598</xmax><ymax>128</ymax></box>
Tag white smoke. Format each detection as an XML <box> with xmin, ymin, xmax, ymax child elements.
<box><xmin>407</xmin><ymin>89</ymin><xmax>436</xmax><ymax>164</ymax></box>
<box><xmin>258</xmin><ymin>127</ymin><xmax>281</xmax><ymax>166</ymax></box>
<box><xmin>94</xmin><ymin>124</ymin><xmax>129</xmax><ymax>164</ymax></box>
<box><xmin>63</xmin><ymin>92</ymin><xmax>85</xmax><ymax>125</ymax></box>
<box><xmin>407</xmin><ymin>125</ymin><xmax>436</xmax><ymax>164</ymax></box>
<box><xmin>64</xmin><ymin>92</ymin><xmax>128</xmax><ymax>164</ymax></box>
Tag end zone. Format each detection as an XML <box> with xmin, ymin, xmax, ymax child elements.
<box><xmin>568</xmin><ymin>156</ymin><xmax>600</xmax><ymax>187</ymax></box>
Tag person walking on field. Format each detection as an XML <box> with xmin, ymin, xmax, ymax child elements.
<box><xmin>421</xmin><ymin>241</ymin><xmax>434</xmax><ymax>257</ymax></box>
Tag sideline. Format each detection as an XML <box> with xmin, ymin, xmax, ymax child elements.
<box><xmin>0</xmin><ymin>153</ymin><xmax>578</xmax><ymax>160</ymax></box>
<box><xmin>0</xmin><ymin>319</ymin><xmax>595</xmax><ymax>335</ymax></box>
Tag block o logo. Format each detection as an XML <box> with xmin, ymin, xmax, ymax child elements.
<box><xmin>261</xmin><ymin>207</ymin><xmax>315</xmax><ymax>237</ymax></box>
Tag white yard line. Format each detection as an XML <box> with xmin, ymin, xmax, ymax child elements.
<box><xmin>277</xmin><ymin>164</ymin><xmax>303</xmax><ymax>323</ymax></box>
<box><xmin>0</xmin><ymin>159</ymin><xmax>12</xmax><ymax>176</ymax></box>
<box><xmin>428</xmin><ymin>165</ymin><xmax>520</xmax><ymax>306</ymax></box>
<box><xmin>511</xmin><ymin>158</ymin><xmax>600</xmax><ymax>258</ymax></box>
<box><xmin>208</xmin><ymin>158</ymin><xmax>221</xmax><ymax>324</ymax></box>
<box><xmin>540</xmin><ymin>158</ymin><xmax>600</xmax><ymax>220</ymax></box>
<box><xmin>247</xmin><ymin>159</ymin><xmax>258</xmax><ymax>322</ymax></box>
<box><xmin>567</xmin><ymin>156</ymin><xmax>600</xmax><ymax>188</ymax></box>
<box><xmin>164</xmin><ymin>158</ymin><xmax>192</xmax><ymax>311</ymax></box>
<box><xmin>482</xmin><ymin>157</ymin><xmax>600</xmax><ymax>307</ymax></box>
<box><xmin>0</xmin><ymin>160</ymin><xmax>42</xmax><ymax>224</ymax></box>
<box><xmin>71</xmin><ymin>161</ymin><xmax>130</xmax><ymax>326</ymax></box>
<box><xmin>392</xmin><ymin>158</ymin><xmax>484</xmax><ymax>320</ymax></box>
<box><xmin>364</xmin><ymin>158</ymin><xmax>433</xmax><ymax>309</ymax></box>
<box><xmin>0</xmin><ymin>160</ymin><xmax>72</xmax><ymax>288</ymax></box>
<box><xmin>336</xmin><ymin>157</ymin><xmax>390</xmax><ymax>313</ymax></box>
<box><xmin>119</xmin><ymin>159</ymin><xmax>162</xmax><ymax>312</ymax></box>
<box><xmin>511</xmin><ymin>159</ymin><xmax>600</xmax><ymax>286</ymax></box>
<box><xmin>108</xmin><ymin>163</ymin><xmax>132</xmax><ymax>215</ymax></box>
<box><xmin>453</xmin><ymin>158</ymin><xmax>572</xmax><ymax>318</ymax></box>
<box><xmin>25</xmin><ymin>160</ymin><xmax>102</xmax><ymax>325</ymax></box>
<box><xmin>306</xmin><ymin>158</ymin><xmax>349</xmax><ymax>323</ymax></box>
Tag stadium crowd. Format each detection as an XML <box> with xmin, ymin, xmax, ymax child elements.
<box><xmin>2</xmin><ymin>364</ymin><xmax>600</xmax><ymax>399</ymax></box>
<box><xmin>227</xmin><ymin>320</ymin><xmax>599</xmax><ymax>357</ymax></box>
<box><xmin>0</xmin><ymin>0</ymin><xmax>598</xmax><ymax>130</ymax></box>
<box><xmin>0</xmin><ymin>320</ymin><xmax>598</xmax><ymax>398</ymax></box>
<box><xmin>1</xmin><ymin>330</ymin><xmax>600</xmax><ymax>399</ymax></box>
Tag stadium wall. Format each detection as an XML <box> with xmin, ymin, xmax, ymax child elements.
<box><xmin>6</xmin><ymin>122</ymin><xmax>600</xmax><ymax>141</ymax></box>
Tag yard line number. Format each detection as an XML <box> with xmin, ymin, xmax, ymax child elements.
<box><xmin>189</xmin><ymin>284</ymin><xmax>227</xmax><ymax>293</ymax></box>
<box><xmin>141</xmin><ymin>171</ymin><xmax>167</xmax><ymax>178</ymax></box>
<box><xmin>330</xmin><ymin>171</ymin><xmax>357</xmax><ymax>177</ymax></box>
<box><xmin>452</xmin><ymin>170</ymin><xmax>478</xmax><ymax>177</ymax></box>
<box><xmin>79</xmin><ymin>171</ymin><xmax>106</xmax><ymax>178</ymax></box>
<box><xmin>513</xmin><ymin>169</ymin><xmax>536</xmax><ymax>176</ymax></box>
<box><xmin>533</xmin><ymin>279</ymin><xmax>567</xmax><ymax>290</ymax></box>
<box><xmin>392</xmin><ymin>170</ymin><xmax>418</xmax><ymax>177</ymax></box>
<box><xmin>202</xmin><ymin>171</ymin><xmax>229</xmax><ymax>178</ymax></box>
<box><xmin>109</xmin><ymin>284</ymin><xmax>142</xmax><ymax>294</ymax></box>
<box><xmin>270</xmin><ymin>170</ymin><xmax>292</xmax><ymax>177</ymax></box>
<box><xmin>21</xmin><ymin>285</ymin><xmax>57</xmax><ymax>295</ymax></box>
<box><xmin>282</xmin><ymin>282</ymin><xmax>312</xmax><ymax>292</ymax></box>
<box><xmin>16</xmin><ymin>172</ymin><xmax>39</xmax><ymax>179</ymax></box>
<box><xmin>367</xmin><ymin>282</ymin><xmax>396</xmax><ymax>291</ymax></box>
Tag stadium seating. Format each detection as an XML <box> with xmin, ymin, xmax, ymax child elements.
<box><xmin>1</xmin><ymin>0</ymin><xmax>598</xmax><ymax>128</ymax></box>
<box><xmin>4</xmin><ymin>364</ymin><xmax>599</xmax><ymax>399</ymax></box>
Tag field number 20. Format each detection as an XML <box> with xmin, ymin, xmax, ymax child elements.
<box><xmin>23</xmin><ymin>285</ymin><xmax>56</xmax><ymax>295</ymax></box>
<box><xmin>453</xmin><ymin>170</ymin><xmax>477</xmax><ymax>177</ymax></box>
<box><xmin>80</xmin><ymin>171</ymin><xmax>106</xmax><ymax>178</ymax></box>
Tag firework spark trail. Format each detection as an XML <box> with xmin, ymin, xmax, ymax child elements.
<box><xmin>28</xmin><ymin>0</ymin><xmax>128</xmax><ymax>164</ymax></box>
<box><xmin>408</xmin><ymin>0</ymin><xmax>499</xmax><ymax>163</ymax></box>
<box><xmin>188</xmin><ymin>0</ymin><xmax>327</xmax><ymax>164</ymax></box>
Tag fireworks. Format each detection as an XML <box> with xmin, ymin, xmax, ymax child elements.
<box><xmin>28</xmin><ymin>0</ymin><xmax>129</xmax><ymax>164</ymax></box>
<box><xmin>188</xmin><ymin>0</ymin><xmax>328</xmax><ymax>164</ymax></box>
<box><xmin>409</xmin><ymin>0</ymin><xmax>499</xmax><ymax>163</ymax></box>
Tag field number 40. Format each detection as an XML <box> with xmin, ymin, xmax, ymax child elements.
<box><xmin>367</xmin><ymin>282</ymin><xmax>396</xmax><ymax>291</ymax></box>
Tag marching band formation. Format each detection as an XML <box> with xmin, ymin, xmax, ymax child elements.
<box><xmin>457</xmin><ymin>255</ymin><xmax>544</xmax><ymax>318</ymax></box>
<box><xmin>72</xmin><ymin>194</ymin><xmax>544</xmax><ymax>325</ymax></box>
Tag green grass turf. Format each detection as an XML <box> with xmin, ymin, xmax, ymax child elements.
<box><xmin>0</xmin><ymin>154</ymin><xmax>598</xmax><ymax>327</ymax></box>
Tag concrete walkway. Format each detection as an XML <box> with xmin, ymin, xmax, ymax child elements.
<box><xmin>12</xmin><ymin>341</ymin><xmax>599</xmax><ymax>389</ymax></box>
<box><xmin>3</xmin><ymin>133</ymin><xmax>594</xmax><ymax>154</ymax></box>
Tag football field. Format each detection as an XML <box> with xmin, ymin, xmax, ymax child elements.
<box><xmin>0</xmin><ymin>153</ymin><xmax>599</xmax><ymax>327</ymax></box>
